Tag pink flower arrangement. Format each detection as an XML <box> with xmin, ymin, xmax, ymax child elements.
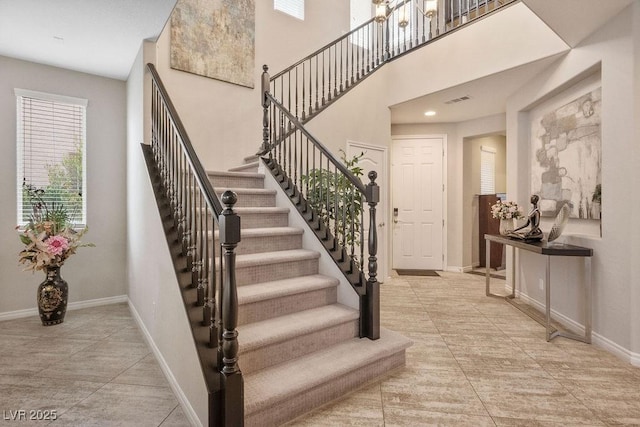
<box><xmin>490</xmin><ymin>200</ymin><xmax>524</xmax><ymax>220</ymax></box>
<box><xmin>17</xmin><ymin>185</ymin><xmax>94</xmax><ymax>272</ymax></box>
<box><xmin>45</xmin><ymin>235</ymin><xmax>70</xmax><ymax>256</ymax></box>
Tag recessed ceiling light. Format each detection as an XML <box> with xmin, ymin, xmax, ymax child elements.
<box><xmin>424</xmin><ymin>111</ymin><xmax>436</xmax><ymax>117</ymax></box>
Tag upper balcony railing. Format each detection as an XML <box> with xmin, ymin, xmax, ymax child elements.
<box><xmin>269</xmin><ymin>0</ymin><xmax>516</xmax><ymax>123</ymax></box>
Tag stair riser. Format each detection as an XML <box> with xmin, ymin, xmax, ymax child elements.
<box><xmin>235</xmin><ymin>259</ymin><xmax>318</xmax><ymax>286</ymax></box>
<box><xmin>216</xmin><ymin>234</ymin><xmax>302</xmax><ymax>256</ymax></box>
<box><xmin>238</xmin><ymin>287</ymin><xmax>337</xmax><ymax>325</ymax></box>
<box><xmin>245</xmin><ymin>352</ymin><xmax>406</xmax><ymax>427</ymax></box>
<box><xmin>238</xmin><ymin>212</ymin><xmax>289</xmax><ymax>229</ymax></box>
<box><xmin>209</xmin><ymin>175</ymin><xmax>264</xmax><ymax>189</ymax></box>
<box><xmin>191</xmin><ymin>193</ymin><xmax>275</xmax><ymax>208</ymax></box>
<box><xmin>239</xmin><ymin>320</ymin><xmax>359</xmax><ymax>375</ymax></box>
<box><xmin>214</xmin><ymin>192</ymin><xmax>275</xmax><ymax>207</ymax></box>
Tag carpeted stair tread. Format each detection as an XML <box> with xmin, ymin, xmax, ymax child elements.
<box><xmin>244</xmin><ymin>328</ymin><xmax>412</xmax><ymax>416</ymax></box>
<box><xmin>238</xmin><ymin>274</ymin><xmax>338</xmax><ymax>305</ymax></box>
<box><xmin>240</xmin><ymin>226</ymin><xmax>302</xmax><ymax>237</ymax></box>
<box><xmin>214</xmin><ymin>187</ymin><xmax>276</xmax><ymax>196</ymax></box>
<box><xmin>230</xmin><ymin>249</ymin><xmax>320</xmax><ymax>269</ymax></box>
<box><xmin>233</xmin><ymin>206</ymin><xmax>289</xmax><ymax>214</ymax></box>
<box><xmin>238</xmin><ymin>304</ymin><xmax>358</xmax><ymax>353</ymax></box>
<box><xmin>209</xmin><ymin>227</ymin><xmax>304</xmax><ymax>239</ymax></box>
<box><xmin>207</xmin><ymin>170</ymin><xmax>264</xmax><ymax>179</ymax></box>
<box><xmin>213</xmin><ymin>226</ymin><xmax>302</xmax><ymax>239</ymax></box>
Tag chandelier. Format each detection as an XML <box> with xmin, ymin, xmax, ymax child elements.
<box><xmin>373</xmin><ymin>0</ymin><xmax>438</xmax><ymax>26</ymax></box>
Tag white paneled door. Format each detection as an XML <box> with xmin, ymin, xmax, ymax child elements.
<box><xmin>392</xmin><ymin>137</ymin><xmax>444</xmax><ymax>270</ymax></box>
<box><xmin>347</xmin><ymin>141</ymin><xmax>388</xmax><ymax>282</ymax></box>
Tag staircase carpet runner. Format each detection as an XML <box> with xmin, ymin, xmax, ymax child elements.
<box><xmin>207</xmin><ymin>158</ymin><xmax>411</xmax><ymax>426</ymax></box>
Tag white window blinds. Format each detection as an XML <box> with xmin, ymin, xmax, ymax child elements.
<box><xmin>16</xmin><ymin>89</ymin><xmax>88</xmax><ymax>226</ymax></box>
<box><xmin>480</xmin><ymin>145</ymin><xmax>496</xmax><ymax>195</ymax></box>
<box><xmin>274</xmin><ymin>0</ymin><xmax>304</xmax><ymax>20</ymax></box>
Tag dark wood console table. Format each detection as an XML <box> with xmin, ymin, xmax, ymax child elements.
<box><xmin>484</xmin><ymin>234</ymin><xmax>593</xmax><ymax>343</ymax></box>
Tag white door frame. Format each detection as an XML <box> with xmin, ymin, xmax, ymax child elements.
<box><xmin>347</xmin><ymin>140</ymin><xmax>389</xmax><ymax>282</ymax></box>
<box><xmin>390</xmin><ymin>134</ymin><xmax>448</xmax><ymax>270</ymax></box>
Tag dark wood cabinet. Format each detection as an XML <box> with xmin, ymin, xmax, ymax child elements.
<box><xmin>478</xmin><ymin>194</ymin><xmax>503</xmax><ymax>269</ymax></box>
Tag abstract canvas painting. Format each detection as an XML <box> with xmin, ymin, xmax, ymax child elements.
<box><xmin>530</xmin><ymin>86</ymin><xmax>602</xmax><ymax>219</ymax></box>
<box><xmin>171</xmin><ymin>0</ymin><xmax>255</xmax><ymax>88</ymax></box>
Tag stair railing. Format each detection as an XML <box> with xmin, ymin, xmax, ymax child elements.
<box><xmin>268</xmin><ymin>0</ymin><xmax>514</xmax><ymax>123</ymax></box>
<box><xmin>261</xmin><ymin>67</ymin><xmax>380</xmax><ymax>340</ymax></box>
<box><xmin>147</xmin><ymin>63</ymin><xmax>243</xmax><ymax>427</ymax></box>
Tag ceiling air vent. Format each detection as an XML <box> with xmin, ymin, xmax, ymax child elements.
<box><xmin>444</xmin><ymin>95</ymin><xmax>472</xmax><ymax>104</ymax></box>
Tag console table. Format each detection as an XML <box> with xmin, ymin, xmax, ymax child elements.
<box><xmin>484</xmin><ymin>234</ymin><xmax>593</xmax><ymax>343</ymax></box>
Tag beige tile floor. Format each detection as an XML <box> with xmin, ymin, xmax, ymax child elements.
<box><xmin>0</xmin><ymin>303</ymin><xmax>189</xmax><ymax>426</ymax></box>
<box><xmin>2</xmin><ymin>272</ymin><xmax>640</xmax><ymax>426</ymax></box>
<box><xmin>286</xmin><ymin>271</ymin><xmax>640</xmax><ymax>426</ymax></box>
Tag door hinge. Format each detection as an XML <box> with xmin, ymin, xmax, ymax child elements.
<box><xmin>442</xmin><ymin>184</ymin><xmax>445</xmax><ymax>192</ymax></box>
<box><xmin>442</xmin><ymin>219</ymin><xmax>445</xmax><ymax>227</ymax></box>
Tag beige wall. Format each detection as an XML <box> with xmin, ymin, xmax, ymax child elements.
<box><xmin>0</xmin><ymin>56</ymin><xmax>127</xmax><ymax>316</ymax></box>
<box><xmin>127</xmin><ymin>42</ymin><xmax>207</xmax><ymax>425</ymax></box>
<box><xmin>151</xmin><ymin>1</ymin><xmax>351</xmax><ymax>171</ymax></box>
<box><xmin>506</xmin><ymin>4</ymin><xmax>638</xmax><ymax>358</ymax></box>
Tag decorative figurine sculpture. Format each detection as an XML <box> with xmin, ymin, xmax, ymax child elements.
<box><xmin>508</xmin><ymin>195</ymin><xmax>544</xmax><ymax>242</ymax></box>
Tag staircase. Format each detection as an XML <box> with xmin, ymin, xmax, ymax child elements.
<box><xmin>212</xmin><ymin>158</ymin><xmax>410</xmax><ymax>426</ymax></box>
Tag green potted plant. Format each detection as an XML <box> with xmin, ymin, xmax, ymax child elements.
<box><xmin>301</xmin><ymin>150</ymin><xmax>364</xmax><ymax>254</ymax></box>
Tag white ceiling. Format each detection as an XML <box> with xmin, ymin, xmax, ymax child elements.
<box><xmin>389</xmin><ymin>0</ymin><xmax>633</xmax><ymax>125</ymax></box>
<box><xmin>389</xmin><ymin>55</ymin><xmax>563</xmax><ymax>124</ymax></box>
<box><xmin>0</xmin><ymin>0</ymin><xmax>177</xmax><ymax>80</ymax></box>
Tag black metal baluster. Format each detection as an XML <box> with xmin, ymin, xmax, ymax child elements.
<box><xmin>288</xmin><ymin>71</ymin><xmax>292</xmax><ymax>126</ymax></box>
<box><xmin>333</xmin><ymin>164</ymin><xmax>338</xmax><ymax>249</ymax></box>
<box><xmin>326</xmin><ymin>156</ymin><xmax>330</xmax><ymax>231</ymax></box>
<box><xmin>318</xmin><ymin>153</ymin><xmax>323</xmax><ymax>218</ymax></box>
<box><xmin>295</xmin><ymin>67</ymin><xmax>299</xmax><ymax>119</ymax></box>
<box><xmin>340</xmin><ymin>41</ymin><xmax>344</xmax><ymax>92</ymax></box>
<box><xmin>293</xmin><ymin>128</ymin><xmax>298</xmax><ymax>188</ymax></box>
<box><xmin>351</xmin><ymin>36</ymin><xmax>355</xmax><ymax>85</ymax></box>
<box><xmin>322</xmin><ymin>51</ymin><xmax>326</xmax><ymax>106</ymax></box>
<box><xmin>299</xmin><ymin>131</ymin><xmax>303</xmax><ymax>191</ymax></box>
<box><xmin>207</xmin><ymin>215</ymin><xmax>218</xmax><ymax>352</ymax></box>
<box><xmin>308</xmin><ymin>59</ymin><xmax>313</xmax><ymax>116</ymax></box>
<box><xmin>196</xmin><ymin>189</ymin><xmax>205</xmax><ymax>305</ymax></box>
<box><xmin>315</xmin><ymin>56</ymin><xmax>319</xmax><ymax>111</ymax></box>
<box><xmin>333</xmin><ymin>45</ymin><xmax>338</xmax><ymax>97</ymax></box>
<box><xmin>301</xmin><ymin>62</ymin><xmax>306</xmax><ymax>120</ymax></box>
<box><xmin>308</xmin><ymin>137</ymin><xmax>309</xmax><ymax>201</ymax></box>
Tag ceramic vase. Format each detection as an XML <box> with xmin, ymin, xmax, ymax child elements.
<box><xmin>499</xmin><ymin>218</ymin><xmax>514</xmax><ymax>235</ymax></box>
<box><xmin>37</xmin><ymin>266</ymin><xmax>68</xmax><ymax>326</ymax></box>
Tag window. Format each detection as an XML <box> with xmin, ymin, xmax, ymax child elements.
<box><xmin>16</xmin><ymin>89</ymin><xmax>88</xmax><ymax>226</ymax></box>
<box><xmin>480</xmin><ymin>145</ymin><xmax>496</xmax><ymax>195</ymax></box>
<box><xmin>274</xmin><ymin>0</ymin><xmax>304</xmax><ymax>20</ymax></box>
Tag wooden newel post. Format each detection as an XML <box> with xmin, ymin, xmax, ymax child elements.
<box><xmin>364</xmin><ymin>171</ymin><xmax>380</xmax><ymax>340</ymax></box>
<box><xmin>258</xmin><ymin>64</ymin><xmax>271</xmax><ymax>156</ymax></box>
<box><xmin>219</xmin><ymin>191</ymin><xmax>244</xmax><ymax>426</ymax></box>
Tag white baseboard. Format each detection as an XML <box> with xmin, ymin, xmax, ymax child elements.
<box><xmin>446</xmin><ymin>265</ymin><xmax>473</xmax><ymax>273</ymax></box>
<box><xmin>512</xmin><ymin>285</ymin><xmax>640</xmax><ymax>367</ymax></box>
<box><xmin>128</xmin><ymin>300</ymin><xmax>202</xmax><ymax>427</ymax></box>
<box><xmin>0</xmin><ymin>295</ymin><xmax>128</xmax><ymax>322</ymax></box>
